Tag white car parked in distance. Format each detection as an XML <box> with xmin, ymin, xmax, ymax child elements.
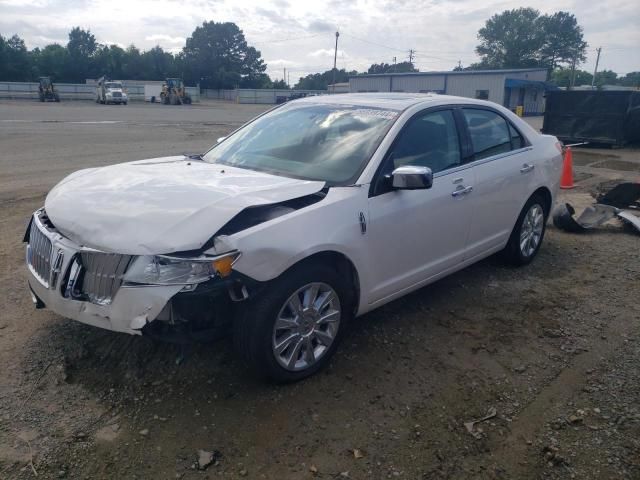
<box><xmin>25</xmin><ymin>93</ymin><xmax>562</xmax><ymax>382</ymax></box>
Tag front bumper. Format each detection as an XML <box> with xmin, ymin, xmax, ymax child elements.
<box><xmin>29</xmin><ymin>276</ymin><xmax>182</xmax><ymax>335</ymax></box>
<box><xmin>25</xmin><ymin>212</ymin><xmax>183</xmax><ymax>335</ymax></box>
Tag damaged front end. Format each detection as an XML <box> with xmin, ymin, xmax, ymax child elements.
<box><xmin>24</xmin><ymin>208</ymin><xmax>261</xmax><ymax>341</ymax></box>
<box><xmin>141</xmin><ymin>272</ymin><xmax>261</xmax><ymax>344</ymax></box>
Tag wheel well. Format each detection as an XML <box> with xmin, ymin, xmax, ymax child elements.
<box><xmin>531</xmin><ymin>187</ymin><xmax>552</xmax><ymax>215</ymax></box>
<box><xmin>286</xmin><ymin>251</ymin><xmax>360</xmax><ymax>314</ymax></box>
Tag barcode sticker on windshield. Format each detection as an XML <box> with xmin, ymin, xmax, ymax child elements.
<box><xmin>351</xmin><ymin>109</ymin><xmax>399</xmax><ymax>119</ymax></box>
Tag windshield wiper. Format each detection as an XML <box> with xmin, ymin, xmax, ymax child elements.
<box><xmin>184</xmin><ymin>153</ymin><xmax>204</xmax><ymax>161</ymax></box>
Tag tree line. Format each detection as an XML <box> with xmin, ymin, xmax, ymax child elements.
<box><xmin>0</xmin><ymin>23</ymin><xmax>272</xmax><ymax>89</ymax></box>
<box><xmin>1</xmin><ymin>10</ymin><xmax>638</xmax><ymax>91</ymax></box>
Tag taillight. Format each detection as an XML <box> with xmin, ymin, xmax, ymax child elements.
<box><xmin>555</xmin><ymin>141</ymin><xmax>564</xmax><ymax>154</ymax></box>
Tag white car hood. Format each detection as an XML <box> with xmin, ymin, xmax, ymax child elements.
<box><xmin>45</xmin><ymin>156</ymin><xmax>324</xmax><ymax>254</ymax></box>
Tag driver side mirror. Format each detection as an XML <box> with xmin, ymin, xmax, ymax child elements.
<box><xmin>391</xmin><ymin>166</ymin><xmax>433</xmax><ymax>190</ymax></box>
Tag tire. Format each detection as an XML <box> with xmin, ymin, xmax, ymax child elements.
<box><xmin>234</xmin><ymin>262</ymin><xmax>352</xmax><ymax>383</ymax></box>
<box><xmin>502</xmin><ymin>194</ymin><xmax>549</xmax><ymax>266</ymax></box>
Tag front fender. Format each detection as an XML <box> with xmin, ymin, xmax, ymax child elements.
<box><xmin>227</xmin><ymin>186</ymin><xmax>372</xmax><ymax>309</ymax></box>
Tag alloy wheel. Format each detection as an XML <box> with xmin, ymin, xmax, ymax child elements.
<box><xmin>272</xmin><ymin>282</ymin><xmax>341</xmax><ymax>372</ymax></box>
<box><xmin>520</xmin><ymin>204</ymin><xmax>544</xmax><ymax>257</ymax></box>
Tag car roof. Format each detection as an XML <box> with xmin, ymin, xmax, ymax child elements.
<box><xmin>293</xmin><ymin>92</ymin><xmax>491</xmax><ymax>111</ymax></box>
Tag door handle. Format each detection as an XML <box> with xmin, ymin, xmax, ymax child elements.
<box><xmin>452</xmin><ymin>185</ymin><xmax>473</xmax><ymax>197</ymax></box>
<box><xmin>520</xmin><ymin>163</ymin><xmax>535</xmax><ymax>173</ymax></box>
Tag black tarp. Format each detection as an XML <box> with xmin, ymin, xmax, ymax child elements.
<box><xmin>542</xmin><ymin>90</ymin><xmax>640</xmax><ymax>146</ymax></box>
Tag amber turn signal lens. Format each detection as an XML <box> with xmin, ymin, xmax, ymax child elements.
<box><xmin>213</xmin><ymin>256</ymin><xmax>234</xmax><ymax>277</ymax></box>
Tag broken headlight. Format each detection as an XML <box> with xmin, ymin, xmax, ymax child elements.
<box><xmin>123</xmin><ymin>252</ymin><xmax>240</xmax><ymax>286</ymax></box>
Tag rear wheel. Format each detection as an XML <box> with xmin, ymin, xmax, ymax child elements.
<box><xmin>503</xmin><ymin>194</ymin><xmax>548</xmax><ymax>265</ymax></box>
<box><xmin>234</xmin><ymin>262</ymin><xmax>351</xmax><ymax>382</ymax></box>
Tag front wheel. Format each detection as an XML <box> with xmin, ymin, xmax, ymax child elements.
<box><xmin>234</xmin><ymin>262</ymin><xmax>351</xmax><ymax>382</ymax></box>
<box><xmin>503</xmin><ymin>194</ymin><xmax>548</xmax><ymax>265</ymax></box>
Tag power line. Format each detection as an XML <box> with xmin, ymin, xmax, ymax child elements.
<box><xmin>252</xmin><ymin>33</ymin><xmax>324</xmax><ymax>45</ymax></box>
<box><xmin>340</xmin><ymin>33</ymin><xmax>406</xmax><ymax>53</ymax></box>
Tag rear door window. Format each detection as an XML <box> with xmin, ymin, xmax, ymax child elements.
<box><xmin>462</xmin><ymin>109</ymin><xmax>511</xmax><ymax>160</ymax></box>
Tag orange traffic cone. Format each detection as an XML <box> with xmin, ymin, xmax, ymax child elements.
<box><xmin>560</xmin><ymin>146</ymin><xmax>575</xmax><ymax>189</ymax></box>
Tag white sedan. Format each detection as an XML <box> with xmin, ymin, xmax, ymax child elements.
<box><xmin>25</xmin><ymin>93</ymin><xmax>562</xmax><ymax>381</ymax></box>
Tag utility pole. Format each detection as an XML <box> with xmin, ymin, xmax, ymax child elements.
<box><xmin>283</xmin><ymin>68</ymin><xmax>286</xmax><ymax>86</ymax></box>
<box><xmin>591</xmin><ymin>47</ymin><xmax>602</xmax><ymax>89</ymax></box>
<box><xmin>287</xmin><ymin>71</ymin><xmax>290</xmax><ymax>88</ymax></box>
<box><xmin>393</xmin><ymin>56</ymin><xmax>397</xmax><ymax>73</ymax></box>
<box><xmin>408</xmin><ymin>49</ymin><xmax>415</xmax><ymax>64</ymax></box>
<box><xmin>331</xmin><ymin>31</ymin><xmax>340</xmax><ymax>93</ymax></box>
<box><xmin>569</xmin><ymin>53</ymin><xmax>577</xmax><ymax>90</ymax></box>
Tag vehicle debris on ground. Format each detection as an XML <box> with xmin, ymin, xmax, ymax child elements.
<box><xmin>553</xmin><ymin>182</ymin><xmax>640</xmax><ymax>234</ymax></box>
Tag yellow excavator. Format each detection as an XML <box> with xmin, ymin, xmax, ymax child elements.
<box><xmin>160</xmin><ymin>78</ymin><xmax>192</xmax><ymax>105</ymax></box>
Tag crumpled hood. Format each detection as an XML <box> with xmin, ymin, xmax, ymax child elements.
<box><xmin>45</xmin><ymin>156</ymin><xmax>324</xmax><ymax>254</ymax></box>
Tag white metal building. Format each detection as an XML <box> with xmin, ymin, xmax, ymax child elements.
<box><xmin>349</xmin><ymin>68</ymin><xmax>552</xmax><ymax>115</ymax></box>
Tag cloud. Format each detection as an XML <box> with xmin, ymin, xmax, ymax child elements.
<box><xmin>307</xmin><ymin>19</ymin><xmax>335</xmax><ymax>33</ymax></box>
<box><xmin>266</xmin><ymin>59</ymin><xmax>298</xmax><ymax>67</ymax></box>
<box><xmin>1</xmin><ymin>0</ymin><xmax>637</xmax><ymax>77</ymax></box>
<box><xmin>309</xmin><ymin>48</ymin><xmax>347</xmax><ymax>58</ymax></box>
<box><xmin>254</xmin><ymin>7</ymin><xmax>303</xmax><ymax>30</ymax></box>
<box><xmin>145</xmin><ymin>34</ymin><xmax>185</xmax><ymax>44</ymax></box>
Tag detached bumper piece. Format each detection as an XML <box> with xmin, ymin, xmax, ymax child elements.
<box><xmin>553</xmin><ymin>182</ymin><xmax>640</xmax><ymax>234</ymax></box>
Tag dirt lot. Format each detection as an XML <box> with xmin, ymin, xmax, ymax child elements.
<box><xmin>1</xmin><ymin>101</ymin><xmax>639</xmax><ymax>480</ymax></box>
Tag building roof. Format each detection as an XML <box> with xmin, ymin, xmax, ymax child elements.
<box><xmin>350</xmin><ymin>68</ymin><xmax>547</xmax><ymax>79</ymax></box>
<box><xmin>504</xmin><ymin>78</ymin><xmax>559</xmax><ymax>90</ymax></box>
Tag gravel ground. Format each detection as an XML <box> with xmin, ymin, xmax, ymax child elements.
<box><xmin>0</xmin><ymin>101</ymin><xmax>638</xmax><ymax>480</ymax></box>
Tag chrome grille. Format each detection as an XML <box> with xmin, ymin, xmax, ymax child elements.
<box><xmin>112</xmin><ymin>92</ymin><xmax>122</xmax><ymax>98</ymax></box>
<box><xmin>27</xmin><ymin>220</ymin><xmax>53</xmax><ymax>286</ymax></box>
<box><xmin>79</xmin><ymin>252</ymin><xmax>133</xmax><ymax>305</ymax></box>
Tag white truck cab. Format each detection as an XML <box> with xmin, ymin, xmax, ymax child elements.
<box><xmin>96</xmin><ymin>78</ymin><xmax>128</xmax><ymax>105</ymax></box>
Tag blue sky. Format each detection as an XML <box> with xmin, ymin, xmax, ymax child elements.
<box><xmin>1</xmin><ymin>0</ymin><xmax>638</xmax><ymax>82</ymax></box>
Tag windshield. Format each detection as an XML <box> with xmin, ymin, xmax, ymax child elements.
<box><xmin>203</xmin><ymin>102</ymin><xmax>398</xmax><ymax>185</ymax></box>
<box><xmin>105</xmin><ymin>82</ymin><xmax>122</xmax><ymax>89</ymax></box>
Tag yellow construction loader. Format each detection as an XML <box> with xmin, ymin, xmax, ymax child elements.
<box><xmin>160</xmin><ymin>78</ymin><xmax>192</xmax><ymax>105</ymax></box>
<box><xmin>38</xmin><ymin>77</ymin><xmax>60</xmax><ymax>102</ymax></box>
